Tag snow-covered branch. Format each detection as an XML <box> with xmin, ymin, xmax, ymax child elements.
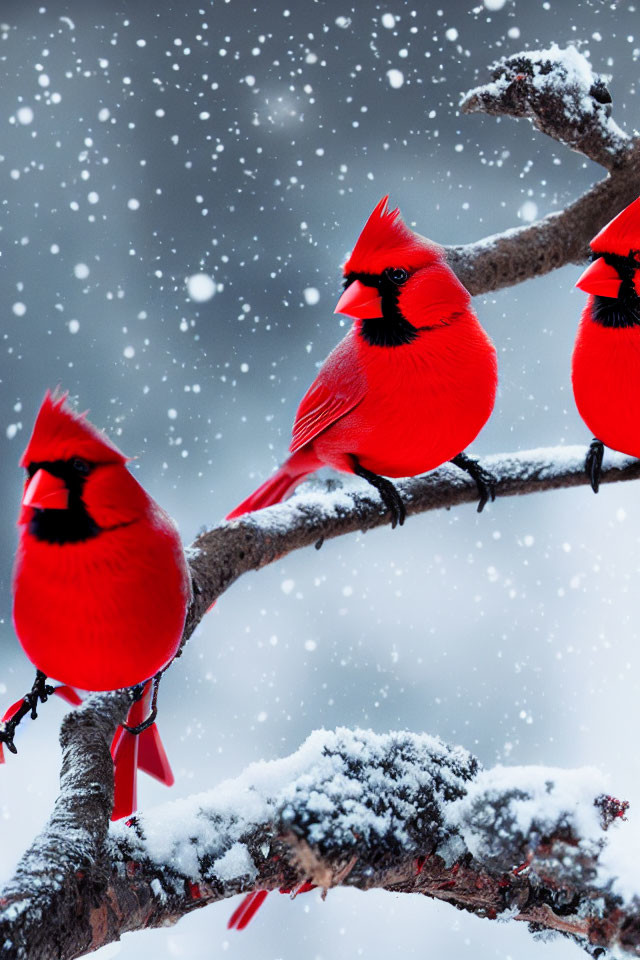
<box><xmin>2</xmin><ymin>725</ymin><xmax>637</xmax><ymax>958</ymax></box>
<box><xmin>445</xmin><ymin>45</ymin><xmax>640</xmax><ymax>294</ymax></box>
<box><xmin>184</xmin><ymin>445</ymin><xmax>640</xmax><ymax>631</ymax></box>
<box><xmin>461</xmin><ymin>44</ymin><xmax>630</xmax><ymax>168</ymax></box>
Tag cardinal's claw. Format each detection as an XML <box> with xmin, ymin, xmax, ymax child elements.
<box><xmin>0</xmin><ymin>726</ymin><xmax>18</xmax><ymax>755</ymax></box>
<box><xmin>28</xmin><ymin>671</ymin><xmax>54</xmax><ymax>719</ymax></box>
<box><xmin>350</xmin><ymin>455</ymin><xmax>406</xmax><ymax>529</ymax></box>
<box><xmin>585</xmin><ymin>438</ymin><xmax>605</xmax><ymax>494</ymax></box>
<box><xmin>451</xmin><ymin>452</ymin><xmax>497</xmax><ymax>513</ymax></box>
<box><xmin>0</xmin><ymin>671</ymin><xmax>56</xmax><ymax>759</ymax></box>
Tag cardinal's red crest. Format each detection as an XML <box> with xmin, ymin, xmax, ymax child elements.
<box><xmin>590</xmin><ymin>196</ymin><xmax>640</xmax><ymax>257</ymax></box>
<box><xmin>343</xmin><ymin>195</ymin><xmax>440</xmax><ymax>275</ymax></box>
<box><xmin>20</xmin><ymin>390</ymin><xmax>127</xmax><ymax>467</ymax></box>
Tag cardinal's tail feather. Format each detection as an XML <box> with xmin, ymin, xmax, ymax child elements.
<box><xmin>227</xmin><ymin>891</ymin><xmax>269</xmax><ymax>930</ymax></box>
<box><xmin>226</xmin><ymin>449</ymin><xmax>320</xmax><ymax>521</ymax></box>
<box><xmin>111</xmin><ymin>723</ymin><xmax>138</xmax><ymax>821</ymax></box>
<box><xmin>137</xmin><ymin>722</ymin><xmax>174</xmax><ymax>785</ymax></box>
<box><xmin>227</xmin><ymin>881</ymin><xmax>316</xmax><ymax>931</ymax></box>
<box><xmin>110</xmin><ymin>680</ymin><xmax>174</xmax><ymax>821</ymax></box>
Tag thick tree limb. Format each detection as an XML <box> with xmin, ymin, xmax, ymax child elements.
<box><xmin>1</xmin><ymin>727</ymin><xmax>637</xmax><ymax>958</ymax></box>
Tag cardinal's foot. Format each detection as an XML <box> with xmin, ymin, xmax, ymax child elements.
<box><xmin>29</xmin><ymin>670</ymin><xmax>54</xmax><ymax>718</ymax></box>
<box><xmin>451</xmin><ymin>452</ymin><xmax>497</xmax><ymax>513</ymax></box>
<box><xmin>585</xmin><ymin>438</ymin><xmax>605</xmax><ymax>494</ymax></box>
<box><xmin>350</xmin><ymin>456</ymin><xmax>406</xmax><ymax>528</ymax></box>
<box><xmin>122</xmin><ymin>674</ymin><xmax>162</xmax><ymax>735</ymax></box>
<box><xmin>0</xmin><ymin>671</ymin><xmax>54</xmax><ymax>756</ymax></box>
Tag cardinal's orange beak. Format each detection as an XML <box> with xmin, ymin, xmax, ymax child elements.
<box><xmin>22</xmin><ymin>469</ymin><xmax>69</xmax><ymax>510</ymax></box>
<box><xmin>576</xmin><ymin>257</ymin><xmax>622</xmax><ymax>299</ymax></box>
<box><xmin>334</xmin><ymin>279</ymin><xmax>383</xmax><ymax>320</ymax></box>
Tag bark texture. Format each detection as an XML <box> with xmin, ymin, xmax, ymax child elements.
<box><xmin>1</xmin><ymin>726</ymin><xmax>637</xmax><ymax>958</ymax></box>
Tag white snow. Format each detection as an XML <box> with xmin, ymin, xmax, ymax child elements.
<box><xmin>386</xmin><ymin>69</ymin><xmax>404</xmax><ymax>89</ymax></box>
<box><xmin>212</xmin><ymin>842</ymin><xmax>257</xmax><ymax>882</ymax></box>
<box><xmin>16</xmin><ymin>106</ymin><xmax>34</xmax><ymax>125</ymax></box>
<box><xmin>110</xmin><ymin>728</ymin><xmax>475</xmax><ymax>887</ymax></box>
<box><xmin>447</xmin><ymin>763</ymin><xmax>607</xmax><ymax>859</ymax></box>
<box><xmin>462</xmin><ymin>44</ymin><xmax>629</xmax><ymax>151</ymax></box>
<box><xmin>109</xmin><ymin>726</ymin><xmax>637</xmax><ymax>909</ymax></box>
<box><xmin>303</xmin><ymin>287</ymin><xmax>320</xmax><ymax>305</ymax></box>
<box><xmin>186</xmin><ymin>273</ymin><xmax>216</xmax><ymax>302</ymax></box>
<box><xmin>519</xmin><ymin>201</ymin><xmax>538</xmax><ymax>222</ymax></box>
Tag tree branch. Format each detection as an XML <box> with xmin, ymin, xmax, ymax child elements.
<box><xmin>184</xmin><ymin>445</ymin><xmax>640</xmax><ymax>627</ymax></box>
<box><xmin>460</xmin><ymin>45</ymin><xmax>631</xmax><ymax>169</ymax></box>
<box><xmin>443</xmin><ymin>46</ymin><xmax>640</xmax><ymax>294</ymax></box>
<box><xmin>1</xmin><ymin>727</ymin><xmax>637</xmax><ymax>958</ymax></box>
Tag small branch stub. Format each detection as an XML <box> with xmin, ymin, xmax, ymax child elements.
<box><xmin>461</xmin><ymin>44</ymin><xmax>631</xmax><ymax>169</ymax></box>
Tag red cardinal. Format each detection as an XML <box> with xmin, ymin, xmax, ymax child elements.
<box><xmin>227</xmin><ymin>196</ymin><xmax>498</xmax><ymax>527</ymax></box>
<box><xmin>225</xmin><ymin>197</ymin><xmax>498</xmax><ymax>930</ymax></box>
<box><xmin>6</xmin><ymin>391</ymin><xmax>190</xmax><ymax>820</ymax></box>
<box><xmin>572</xmin><ymin>196</ymin><xmax>640</xmax><ymax>491</ymax></box>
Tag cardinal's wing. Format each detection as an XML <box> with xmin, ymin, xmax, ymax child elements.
<box><xmin>289</xmin><ymin>331</ymin><xmax>367</xmax><ymax>454</ymax></box>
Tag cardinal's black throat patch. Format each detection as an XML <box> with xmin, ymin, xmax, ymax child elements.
<box><xmin>28</xmin><ymin>503</ymin><xmax>100</xmax><ymax>544</ymax></box>
<box><xmin>344</xmin><ymin>271</ymin><xmax>419</xmax><ymax>347</ymax></box>
<box><xmin>591</xmin><ymin>250</ymin><xmax>640</xmax><ymax>328</ymax></box>
<box><xmin>591</xmin><ymin>295</ymin><xmax>640</xmax><ymax>329</ymax></box>
<box><xmin>26</xmin><ymin>458</ymin><xmax>101</xmax><ymax>544</ymax></box>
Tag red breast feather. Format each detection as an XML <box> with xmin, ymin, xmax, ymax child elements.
<box><xmin>572</xmin><ymin>301</ymin><xmax>640</xmax><ymax>459</ymax></box>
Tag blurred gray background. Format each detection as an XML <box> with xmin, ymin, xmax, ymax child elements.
<box><xmin>1</xmin><ymin>1</ymin><xmax>639</xmax><ymax>957</ymax></box>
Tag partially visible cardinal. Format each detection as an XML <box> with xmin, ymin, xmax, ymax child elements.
<box><xmin>572</xmin><ymin>196</ymin><xmax>640</xmax><ymax>491</ymax></box>
<box><xmin>225</xmin><ymin>196</ymin><xmax>499</xmax><ymax>929</ymax></box>
<box><xmin>6</xmin><ymin>391</ymin><xmax>190</xmax><ymax>820</ymax></box>
<box><xmin>227</xmin><ymin>195</ymin><xmax>498</xmax><ymax>527</ymax></box>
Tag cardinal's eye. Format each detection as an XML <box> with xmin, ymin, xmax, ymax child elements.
<box><xmin>386</xmin><ymin>267</ymin><xmax>409</xmax><ymax>285</ymax></box>
<box><xmin>71</xmin><ymin>457</ymin><xmax>91</xmax><ymax>476</ymax></box>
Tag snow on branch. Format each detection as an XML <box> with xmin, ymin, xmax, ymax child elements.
<box><xmin>445</xmin><ymin>45</ymin><xmax>640</xmax><ymax>294</ymax></box>
<box><xmin>2</xmin><ymin>725</ymin><xmax>638</xmax><ymax>958</ymax></box>
<box><xmin>184</xmin><ymin>445</ymin><xmax>640</xmax><ymax>629</ymax></box>
<box><xmin>461</xmin><ymin>44</ymin><xmax>630</xmax><ymax>168</ymax></box>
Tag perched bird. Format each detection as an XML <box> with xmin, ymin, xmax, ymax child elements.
<box><xmin>226</xmin><ymin>196</ymin><xmax>498</xmax><ymax>930</ymax></box>
<box><xmin>572</xmin><ymin>196</ymin><xmax>640</xmax><ymax>491</ymax></box>
<box><xmin>6</xmin><ymin>391</ymin><xmax>190</xmax><ymax>820</ymax></box>
<box><xmin>227</xmin><ymin>195</ymin><xmax>499</xmax><ymax>527</ymax></box>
